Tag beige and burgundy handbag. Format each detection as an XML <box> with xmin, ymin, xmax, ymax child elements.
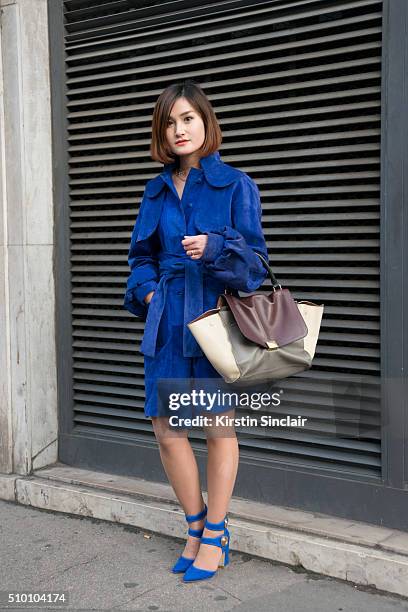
<box><xmin>187</xmin><ymin>254</ymin><xmax>324</xmax><ymax>384</ymax></box>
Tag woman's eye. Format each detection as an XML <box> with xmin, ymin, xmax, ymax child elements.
<box><xmin>167</xmin><ymin>116</ymin><xmax>193</xmax><ymax>125</ymax></box>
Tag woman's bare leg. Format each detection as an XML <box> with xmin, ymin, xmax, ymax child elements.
<box><xmin>192</xmin><ymin>409</ymin><xmax>239</xmax><ymax>570</ymax></box>
<box><xmin>151</xmin><ymin>416</ymin><xmax>205</xmax><ymax>559</ymax></box>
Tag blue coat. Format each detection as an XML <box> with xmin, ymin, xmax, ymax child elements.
<box><xmin>123</xmin><ymin>150</ymin><xmax>268</xmax><ymax>359</ymax></box>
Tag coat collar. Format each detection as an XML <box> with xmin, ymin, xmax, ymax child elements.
<box><xmin>144</xmin><ymin>150</ymin><xmax>241</xmax><ymax>198</ymax></box>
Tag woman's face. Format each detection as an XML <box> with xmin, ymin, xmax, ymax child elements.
<box><xmin>165</xmin><ymin>97</ymin><xmax>205</xmax><ymax>158</ymax></box>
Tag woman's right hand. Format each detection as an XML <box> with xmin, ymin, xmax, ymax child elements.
<box><xmin>144</xmin><ymin>290</ymin><xmax>155</xmax><ymax>305</ymax></box>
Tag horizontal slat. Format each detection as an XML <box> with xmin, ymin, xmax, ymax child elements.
<box><xmin>72</xmin><ymin>410</ymin><xmax>381</xmax><ymax>470</ymax></box>
<box><xmin>71</xmin><ymin>397</ymin><xmax>380</xmax><ymax>450</ymax></box>
<box><xmin>69</xmin><ymin>240</ymin><xmax>380</xmax><ymax>251</ymax></box>
<box><xmin>69</xmin><ymin>119</ymin><xmax>380</xmax><ymax>153</ymax></box>
<box><xmin>71</xmin><ymin>287</ymin><xmax>381</xmax><ymax>304</ymax></box>
<box><xmin>236</xmin><ymin>436</ymin><xmax>381</xmax><ymax>467</ymax></box>
<box><xmin>68</xmin><ymin>196</ymin><xmax>380</xmax><ymax>210</ymax></box>
<box><xmin>71</xmin><ymin>265</ymin><xmax>379</xmax><ymax>277</ymax></box>
<box><xmin>72</xmin><ymin>373</ymin><xmax>380</xmax><ymax>414</ymax></box>
<box><xmin>64</xmin><ymin>0</ymin><xmax>279</xmax><ymax>36</ymax></box>
<box><xmin>72</xmin><ymin>348</ymin><xmax>145</xmax><ymax>363</ymax></box>
<box><xmin>71</xmin><ymin>335</ymin><xmax>381</xmax><ymax>358</ymax></box>
<box><xmin>67</xmin><ymin>146</ymin><xmax>380</xmax><ymax>170</ymax></box>
<box><xmin>72</xmin><ymin>314</ymin><xmax>380</xmax><ymax>332</ymax></box>
<box><xmin>71</xmin><ymin>322</ymin><xmax>380</xmax><ymax>346</ymax></box>
<box><xmin>67</xmin><ymin>89</ymin><xmax>381</xmax><ymax>127</ymax></box>
<box><xmin>66</xmin><ymin>67</ymin><xmax>381</xmax><ymax>113</ymax></box>
<box><xmin>72</xmin><ymin>399</ymin><xmax>380</xmax><ymax>443</ymax></box>
<box><xmin>68</xmin><ymin>168</ymin><xmax>381</xmax><ymax>183</ymax></box>
<box><xmin>66</xmin><ymin>33</ymin><xmax>381</xmax><ymax>80</ymax></box>
<box><xmin>69</xmin><ymin>251</ymin><xmax>379</xmax><ymax>262</ymax></box>
<box><xmin>65</xmin><ymin>18</ymin><xmax>381</xmax><ymax>71</ymax></box>
<box><xmin>246</xmin><ymin>267</ymin><xmax>378</xmax><ymax>276</ymax></box>
<box><xmin>64</xmin><ymin>0</ymin><xmax>381</xmax><ymax>46</ymax></box>
<box><xmin>67</xmin><ymin>132</ymin><xmax>380</xmax><ymax>165</ymax></box>
<box><xmin>67</xmin><ymin>99</ymin><xmax>380</xmax><ymax>129</ymax></box>
<box><xmin>71</xmin><ymin>303</ymin><xmax>380</xmax><ymax>318</ymax></box>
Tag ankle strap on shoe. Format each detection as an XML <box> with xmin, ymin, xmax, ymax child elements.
<box><xmin>200</xmin><ymin>532</ymin><xmax>229</xmax><ymax>549</ymax></box>
<box><xmin>205</xmin><ymin>516</ymin><xmax>228</xmax><ymax>531</ymax></box>
<box><xmin>188</xmin><ymin>526</ymin><xmax>204</xmax><ymax>537</ymax></box>
<box><xmin>185</xmin><ymin>503</ymin><xmax>207</xmax><ymax>523</ymax></box>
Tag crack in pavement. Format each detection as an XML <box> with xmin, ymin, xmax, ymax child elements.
<box><xmin>110</xmin><ymin>576</ymin><xmax>177</xmax><ymax>609</ymax></box>
<box><xmin>37</xmin><ymin>554</ymin><xmax>100</xmax><ymax>583</ymax></box>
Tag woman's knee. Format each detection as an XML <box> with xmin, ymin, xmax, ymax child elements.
<box><xmin>152</xmin><ymin>417</ymin><xmax>188</xmax><ymax>450</ymax></box>
<box><xmin>203</xmin><ymin>410</ymin><xmax>237</xmax><ymax>440</ymax></box>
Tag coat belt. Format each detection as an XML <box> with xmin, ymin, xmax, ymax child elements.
<box><xmin>140</xmin><ymin>253</ymin><xmax>205</xmax><ymax>358</ymax></box>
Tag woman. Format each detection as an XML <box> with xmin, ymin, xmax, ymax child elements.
<box><xmin>124</xmin><ymin>80</ymin><xmax>268</xmax><ymax>582</ymax></box>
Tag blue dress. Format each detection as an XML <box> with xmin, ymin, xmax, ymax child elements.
<box><xmin>123</xmin><ymin>151</ymin><xmax>268</xmax><ymax>418</ymax></box>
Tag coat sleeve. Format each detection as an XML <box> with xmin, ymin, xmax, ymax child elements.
<box><xmin>123</xmin><ymin>196</ymin><xmax>160</xmax><ymax>318</ymax></box>
<box><xmin>201</xmin><ymin>174</ymin><xmax>268</xmax><ymax>292</ymax></box>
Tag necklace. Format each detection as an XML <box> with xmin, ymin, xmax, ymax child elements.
<box><xmin>174</xmin><ymin>167</ymin><xmax>188</xmax><ymax>182</ymax></box>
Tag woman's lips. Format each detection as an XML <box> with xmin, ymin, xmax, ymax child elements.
<box><xmin>175</xmin><ymin>140</ymin><xmax>189</xmax><ymax>145</ymax></box>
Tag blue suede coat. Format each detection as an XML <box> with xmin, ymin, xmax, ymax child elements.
<box><xmin>123</xmin><ymin>150</ymin><xmax>268</xmax><ymax>360</ymax></box>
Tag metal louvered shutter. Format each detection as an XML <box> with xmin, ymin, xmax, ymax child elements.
<box><xmin>57</xmin><ymin>1</ymin><xmax>383</xmax><ymax>480</ymax></box>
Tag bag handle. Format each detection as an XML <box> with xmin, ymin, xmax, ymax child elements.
<box><xmin>255</xmin><ymin>252</ymin><xmax>282</xmax><ymax>290</ymax></box>
<box><xmin>224</xmin><ymin>252</ymin><xmax>282</xmax><ymax>295</ymax></box>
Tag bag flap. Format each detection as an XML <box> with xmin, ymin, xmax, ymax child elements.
<box><xmin>219</xmin><ymin>289</ymin><xmax>308</xmax><ymax>348</ymax></box>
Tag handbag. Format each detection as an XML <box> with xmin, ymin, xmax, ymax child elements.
<box><xmin>187</xmin><ymin>253</ymin><xmax>324</xmax><ymax>384</ymax></box>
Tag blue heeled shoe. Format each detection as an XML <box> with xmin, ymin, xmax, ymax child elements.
<box><xmin>183</xmin><ymin>516</ymin><xmax>230</xmax><ymax>582</ymax></box>
<box><xmin>171</xmin><ymin>503</ymin><xmax>208</xmax><ymax>573</ymax></box>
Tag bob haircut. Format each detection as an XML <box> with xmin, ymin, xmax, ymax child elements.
<box><xmin>150</xmin><ymin>80</ymin><xmax>222</xmax><ymax>165</ymax></box>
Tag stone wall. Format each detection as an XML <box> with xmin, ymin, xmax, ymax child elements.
<box><xmin>0</xmin><ymin>0</ymin><xmax>58</xmax><ymax>474</ymax></box>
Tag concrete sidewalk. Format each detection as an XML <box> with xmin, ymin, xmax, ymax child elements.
<box><xmin>1</xmin><ymin>463</ymin><xmax>408</xmax><ymax>604</ymax></box>
<box><xmin>1</xmin><ymin>498</ymin><xmax>408</xmax><ymax>611</ymax></box>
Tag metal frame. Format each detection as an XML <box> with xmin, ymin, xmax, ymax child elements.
<box><xmin>49</xmin><ymin>0</ymin><xmax>408</xmax><ymax>530</ymax></box>
<box><xmin>379</xmin><ymin>0</ymin><xmax>408</xmax><ymax>491</ymax></box>
<box><xmin>48</xmin><ymin>1</ymin><xmax>75</xmax><ymax>448</ymax></box>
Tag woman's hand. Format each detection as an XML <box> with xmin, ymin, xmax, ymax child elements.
<box><xmin>181</xmin><ymin>234</ymin><xmax>208</xmax><ymax>259</ymax></box>
<box><xmin>144</xmin><ymin>290</ymin><xmax>155</xmax><ymax>305</ymax></box>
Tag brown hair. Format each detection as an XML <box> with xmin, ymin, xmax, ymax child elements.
<box><xmin>150</xmin><ymin>80</ymin><xmax>222</xmax><ymax>165</ymax></box>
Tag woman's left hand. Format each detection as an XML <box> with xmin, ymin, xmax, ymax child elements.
<box><xmin>181</xmin><ymin>234</ymin><xmax>208</xmax><ymax>259</ymax></box>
